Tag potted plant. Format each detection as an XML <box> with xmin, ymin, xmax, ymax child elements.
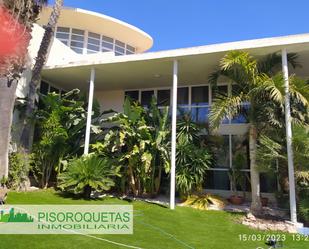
<box><xmin>228</xmin><ymin>153</ymin><xmax>247</xmax><ymax>205</ymax></box>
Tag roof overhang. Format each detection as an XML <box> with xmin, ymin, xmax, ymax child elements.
<box><xmin>37</xmin><ymin>7</ymin><xmax>153</xmax><ymax>53</ymax></box>
<box><xmin>42</xmin><ymin>34</ymin><xmax>309</xmax><ymax>91</ymax></box>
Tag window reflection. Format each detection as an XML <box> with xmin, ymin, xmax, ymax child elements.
<box><xmin>191</xmin><ymin>107</ymin><xmax>209</xmax><ymax>123</ymax></box>
<box><xmin>191</xmin><ymin>86</ymin><xmax>209</xmax><ymax>106</ymax></box>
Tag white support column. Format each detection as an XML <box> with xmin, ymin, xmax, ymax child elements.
<box><xmin>281</xmin><ymin>49</ymin><xmax>297</xmax><ymax>223</ymax></box>
<box><xmin>84</xmin><ymin>68</ymin><xmax>95</xmax><ymax>155</ymax></box>
<box><xmin>170</xmin><ymin>60</ymin><xmax>178</xmax><ymax>210</ymax></box>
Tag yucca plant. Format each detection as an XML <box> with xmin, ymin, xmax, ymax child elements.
<box><xmin>182</xmin><ymin>194</ymin><xmax>226</xmax><ymax>210</ymax></box>
<box><xmin>58</xmin><ymin>154</ymin><xmax>120</xmax><ymax>199</ymax></box>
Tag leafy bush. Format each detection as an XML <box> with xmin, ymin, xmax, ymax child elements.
<box><xmin>57</xmin><ymin>154</ymin><xmax>120</xmax><ymax>199</ymax></box>
<box><xmin>8</xmin><ymin>148</ymin><xmax>30</xmax><ymax>190</ymax></box>
<box><xmin>31</xmin><ymin>90</ymin><xmax>102</xmax><ymax>188</ymax></box>
<box><xmin>96</xmin><ymin>97</ymin><xmax>170</xmax><ymax>196</ymax></box>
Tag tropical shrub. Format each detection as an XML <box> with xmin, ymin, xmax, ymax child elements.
<box><xmin>94</xmin><ymin>97</ymin><xmax>170</xmax><ymax>197</ymax></box>
<box><xmin>8</xmin><ymin>147</ymin><xmax>30</xmax><ymax>190</ymax></box>
<box><xmin>58</xmin><ymin>154</ymin><xmax>120</xmax><ymax>199</ymax></box>
<box><xmin>176</xmin><ymin>115</ymin><xmax>211</xmax><ymax>197</ymax></box>
<box><xmin>31</xmin><ymin>90</ymin><xmax>102</xmax><ymax>188</ymax></box>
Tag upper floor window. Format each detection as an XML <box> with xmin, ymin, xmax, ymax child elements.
<box><xmin>55</xmin><ymin>26</ymin><xmax>137</xmax><ymax>56</ymax></box>
<box><xmin>124</xmin><ymin>84</ymin><xmax>248</xmax><ymax>125</ymax></box>
<box><xmin>87</xmin><ymin>32</ymin><xmax>100</xmax><ymax>54</ymax></box>
<box><xmin>191</xmin><ymin>86</ymin><xmax>209</xmax><ymax>123</ymax></box>
<box><xmin>55</xmin><ymin>27</ymin><xmax>70</xmax><ymax>46</ymax></box>
<box><xmin>141</xmin><ymin>90</ymin><xmax>154</xmax><ymax>107</ymax></box>
<box><xmin>70</xmin><ymin>28</ymin><xmax>84</xmax><ymax>54</ymax></box>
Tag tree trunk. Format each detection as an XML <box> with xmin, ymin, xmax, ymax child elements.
<box><xmin>128</xmin><ymin>165</ymin><xmax>138</xmax><ymax>196</ymax></box>
<box><xmin>0</xmin><ymin>77</ymin><xmax>18</xmax><ymax>178</ymax></box>
<box><xmin>20</xmin><ymin>0</ymin><xmax>64</xmax><ymax>150</ymax></box>
<box><xmin>249</xmin><ymin>124</ymin><xmax>262</xmax><ymax>213</ymax></box>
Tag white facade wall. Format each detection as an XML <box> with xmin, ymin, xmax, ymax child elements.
<box><xmin>95</xmin><ymin>90</ymin><xmax>124</xmax><ymax>113</ymax></box>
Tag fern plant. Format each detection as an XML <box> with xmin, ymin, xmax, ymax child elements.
<box><xmin>58</xmin><ymin>154</ymin><xmax>120</xmax><ymax>199</ymax></box>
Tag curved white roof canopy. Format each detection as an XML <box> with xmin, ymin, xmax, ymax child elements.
<box><xmin>37</xmin><ymin>7</ymin><xmax>153</xmax><ymax>53</ymax></box>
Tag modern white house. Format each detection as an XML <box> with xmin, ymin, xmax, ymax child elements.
<box><xmin>17</xmin><ymin>6</ymin><xmax>309</xmax><ymax>218</ymax></box>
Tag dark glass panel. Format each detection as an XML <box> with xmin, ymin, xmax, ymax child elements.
<box><xmin>260</xmin><ymin>173</ymin><xmax>278</xmax><ymax>193</ymax></box>
<box><xmin>125</xmin><ymin>91</ymin><xmax>139</xmax><ymax>102</ymax></box>
<box><xmin>232</xmin><ymin>135</ymin><xmax>249</xmax><ymax>169</ymax></box>
<box><xmin>157</xmin><ymin>89</ymin><xmax>170</xmax><ymax>106</ymax></box>
<box><xmin>40</xmin><ymin>81</ymin><xmax>49</xmax><ymax>95</ymax></box>
<box><xmin>177</xmin><ymin>87</ymin><xmax>188</xmax><ymax>105</ymax></box>
<box><xmin>209</xmin><ymin>135</ymin><xmax>230</xmax><ymax>168</ymax></box>
<box><xmin>141</xmin><ymin>90</ymin><xmax>154</xmax><ymax>107</ymax></box>
<box><xmin>191</xmin><ymin>107</ymin><xmax>209</xmax><ymax>124</ymax></box>
<box><xmin>192</xmin><ymin>86</ymin><xmax>209</xmax><ymax>105</ymax></box>
<box><xmin>205</xmin><ymin>170</ymin><xmax>230</xmax><ymax>190</ymax></box>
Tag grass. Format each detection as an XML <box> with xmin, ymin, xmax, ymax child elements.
<box><xmin>0</xmin><ymin>189</ymin><xmax>306</xmax><ymax>249</ymax></box>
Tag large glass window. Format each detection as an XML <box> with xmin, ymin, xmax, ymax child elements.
<box><xmin>191</xmin><ymin>107</ymin><xmax>209</xmax><ymax>123</ymax></box>
<box><xmin>55</xmin><ymin>27</ymin><xmax>70</xmax><ymax>46</ymax></box>
<box><xmin>211</xmin><ymin>135</ymin><xmax>230</xmax><ymax>168</ymax></box>
<box><xmin>115</xmin><ymin>40</ymin><xmax>126</xmax><ymax>56</ymax></box>
<box><xmin>232</xmin><ymin>135</ymin><xmax>249</xmax><ymax>169</ymax></box>
<box><xmin>260</xmin><ymin>173</ymin><xmax>277</xmax><ymax>193</ymax></box>
<box><xmin>191</xmin><ymin>86</ymin><xmax>209</xmax><ymax>123</ymax></box>
<box><xmin>205</xmin><ymin>170</ymin><xmax>230</xmax><ymax>190</ymax></box>
<box><xmin>126</xmin><ymin>44</ymin><xmax>136</xmax><ymax>55</ymax></box>
<box><xmin>177</xmin><ymin>87</ymin><xmax>189</xmax><ymax>105</ymax></box>
<box><xmin>55</xmin><ymin>26</ymin><xmax>136</xmax><ymax>55</ymax></box>
<box><xmin>124</xmin><ymin>91</ymin><xmax>139</xmax><ymax>102</ymax></box>
<box><xmin>141</xmin><ymin>90</ymin><xmax>154</xmax><ymax>107</ymax></box>
<box><xmin>87</xmin><ymin>32</ymin><xmax>100</xmax><ymax>54</ymax></box>
<box><xmin>70</xmin><ymin>29</ymin><xmax>84</xmax><ymax>54</ymax></box>
<box><xmin>192</xmin><ymin>86</ymin><xmax>209</xmax><ymax>105</ymax></box>
<box><xmin>157</xmin><ymin>89</ymin><xmax>170</xmax><ymax>106</ymax></box>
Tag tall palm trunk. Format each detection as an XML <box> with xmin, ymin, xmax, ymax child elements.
<box><xmin>20</xmin><ymin>0</ymin><xmax>63</xmax><ymax>150</ymax></box>
<box><xmin>249</xmin><ymin>124</ymin><xmax>262</xmax><ymax>213</ymax></box>
<box><xmin>0</xmin><ymin>78</ymin><xmax>18</xmax><ymax>178</ymax></box>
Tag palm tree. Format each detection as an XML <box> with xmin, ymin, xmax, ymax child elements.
<box><xmin>209</xmin><ymin>51</ymin><xmax>308</xmax><ymax>213</ymax></box>
<box><xmin>0</xmin><ymin>0</ymin><xmax>47</xmax><ymax>178</ymax></box>
<box><xmin>20</xmin><ymin>0</ymin><xmax>64</xmax><ymax>150</ymax></box>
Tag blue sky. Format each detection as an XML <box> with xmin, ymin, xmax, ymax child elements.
<box><xmin>51</xmin><ymin>0</ymin><xmax>309</xmax><ymax>51</ymax></box>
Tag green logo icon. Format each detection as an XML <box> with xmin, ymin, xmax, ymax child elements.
<box><xmin>0</xmin><ymin>208</ymin><xmax>34</xmax><ymax>223</ymax></box>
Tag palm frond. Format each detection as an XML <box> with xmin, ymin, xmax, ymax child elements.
<box><xmin>251</xmin><ymin>73</ymin><xmax>285</xmax><ymax>105</ymax></box>
<box><xmin>257</xmin><ymin>52</ymin><xmax>300</xmax><ymax>75</ymax></box>
<box><xmin>289</xmin><ymin>75</ymin><xmax>309</xmax><ymax>108</ymax></box>
<box><xmin>209</xmin><ymin>93</ymin><xmax>246</xmax><ymax>129</ymax></box>
<box><xmin>220</xmin><ymin>51</ymin><xmax>257</xmax><ymax>75</ymax></box>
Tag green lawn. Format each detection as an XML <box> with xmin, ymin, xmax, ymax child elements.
<box><xmin>0</xmin><ymin>190</ymin><xmax>306</xmax><ymax>249</ymax></box>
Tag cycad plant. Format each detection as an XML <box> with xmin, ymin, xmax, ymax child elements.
<box><xmin>209</xmin><ymin>51</ymin><xmax>308</xmax><ymax>213</ymax></box>
<box><xmin>58</xmin><ymin>154</ymin><xmax>120</xmax><ymax>199</ymax></box>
